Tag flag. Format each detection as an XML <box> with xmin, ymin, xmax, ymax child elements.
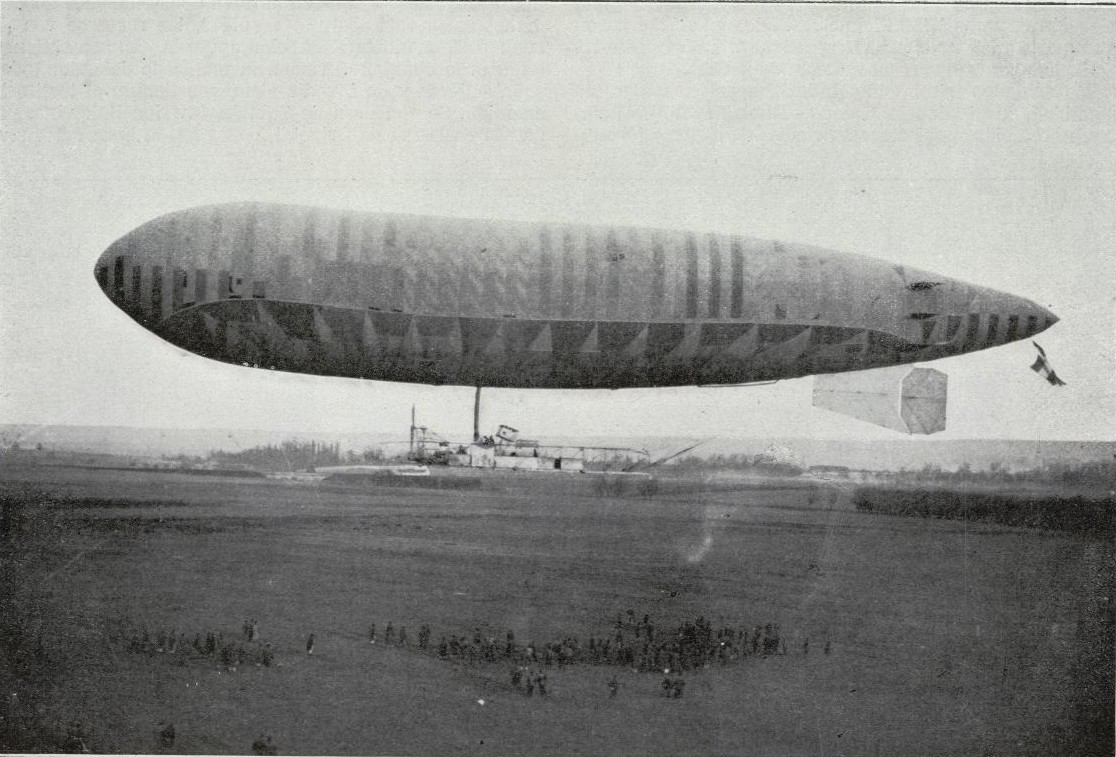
<box><xmin>496</xmin><ymin>424</ymin><xmax>519</xmax><ymax>442</ymax></box>
<box><xmin>1030</xmin><ymin>342</ymin><xmax>1066</xmax><ymax>386</ymax></box>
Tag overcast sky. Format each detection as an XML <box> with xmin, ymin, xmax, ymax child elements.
<box><xmin>2</xmin><ymin>3</ymin><xmax>1113</xmax><ymax>442</ymax></box>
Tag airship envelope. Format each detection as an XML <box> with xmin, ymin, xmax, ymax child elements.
<box><xmin>92</xmin><ymin>203</ymin><xmax>1057</xmax><ymax>434</ymax></box>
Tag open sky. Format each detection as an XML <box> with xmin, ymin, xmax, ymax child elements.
<box><xmin>2</xmin><ymin>3</ymin><xmax>1113</xmax><ymax>442</ymax></box>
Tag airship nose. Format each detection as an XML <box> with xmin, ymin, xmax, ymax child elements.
<box><xmin>993</xmin><ymin>295</ymin><xmax>1059</xmax><ymax>345</ymax></box>
<box><xmin>93</xmin><ymin>234</ymin><xmax>157</xmax><ymax>325</ymax></box>
<box><xmin>1035</xmin><ymin>305</ymin><xmax>1053</xmax><ymax>330</ymax></box>
<box><xmin>932</xmin><ymin>278</ymin><xmax>1059</xmax><ymax>348</ymax></box>
<box><xmin>94</xmin><ymin>208</ymin><xmax>262</xmax><ymax>329</ymax></box>
<box><xmin>93</xmin><ymin>246</ymin><xmax>126</xmax><ymax>306</ymax></box>
<box><xmin>1018</xmin><ymin>299</ymin><xmax>1059</xmax><ymax>340</ymax></box>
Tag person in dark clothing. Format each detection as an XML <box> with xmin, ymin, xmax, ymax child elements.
<box><xmin>64</xmin><ymin>720</ymin><xmax>89</xmax><ymax>753</ymax></box>
<box><xmin>306</xmin><ymin>633</ymin><xmax>315</xmax><ymax>655</ymax></box>
<box><xmin>158</xmin><ymin>722</ymin><xmax>175</xmax><ymax>749</ymax></box>
<box><xmin>251</xmin><ymin>734</ymin><xmax>277</xmax><ymax>755</ymax></box>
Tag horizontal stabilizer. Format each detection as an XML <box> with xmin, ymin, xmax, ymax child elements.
<box><xmin>813</xmin><ymin>366</ymin><xmax>947</xmax><ymax>435</ymax></box>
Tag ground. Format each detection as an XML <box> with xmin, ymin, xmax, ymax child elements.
<box><xmin>0</xmin><ymin>464</ymin><xmax>1112</xmax><ymax>755</ymax></box>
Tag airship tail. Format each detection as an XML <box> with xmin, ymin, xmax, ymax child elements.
<box><xmin>812</xmin><ymin>366</ymin><xmax>948</xmax><ymax>435</ymax></box>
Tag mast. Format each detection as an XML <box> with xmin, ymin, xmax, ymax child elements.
<box><xmin>409</xmin><ymin>405</ymin><xmax>415</xmax><ymax>458</ymax></box>
<box><xmin>473</xmin><ymin>386</ymin><xmax>481</xmax><ymax>442</ymax></box>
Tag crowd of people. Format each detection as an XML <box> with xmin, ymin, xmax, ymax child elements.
<box><xmin>107</xmin><ymin>608</ymin><xmax>825</xmax><ymax>732</ymax></box>
<box><xmin>117</xmin><ymin>618</ymin><xmax>275</xmax><ymax>669</ymax></box>
<box><xmin>509</xmin><ymin>666</ymin><xmax>548</xmax><ymax>697</ymax></box>
<box><xmin>90</xmin><ymin>607</ymin><xmax>830</xmax><ymax>753</ymax></box>
<box><xmin>359</xmin><ymin>609</ymin><xmax>831</xmax><ymax>703</ymax></box>
<box><xmin>116</xmin><ymin>609</ymin><xmax>827</xmax><ymax>683</ymax></box>
<box><xmin>370</xmin><ymin>610</ymin><xmax>824</xmax><ymax>676</ymax></box>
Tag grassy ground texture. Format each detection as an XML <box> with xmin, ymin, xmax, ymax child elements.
<box><xmin>1</xmin><ymin>464</ymin><xmax>1111</xmax><ymax>755</ymax></box>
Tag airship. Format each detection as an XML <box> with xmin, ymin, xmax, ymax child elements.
<box><xmin>93</xmin><ymin>203</ymin><xmax>1057</xmax><ymax>434</ymax></box>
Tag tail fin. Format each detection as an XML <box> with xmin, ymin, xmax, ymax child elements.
<box><xmin>813</xmin><ymin>366</ymin><xmax>948</xmax><ymax>435</ymax></box>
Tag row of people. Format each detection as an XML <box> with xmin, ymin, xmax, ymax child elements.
<box><xmin>510</xmin><ymin>666</ymin><xmax>549</xmax><ymax>697</ymax></box>
<box><xmin>120</xmin><ymin>610</ymin><xmax>828</xmax><ymax>676</ymax></box>
<box><xmin>119</xmin><ymin>623</ymin><xmax>274</xmax><ymax>668</ymax></box>
<box><xmin>369</xmin><ymin>613</ymin><xmax>828</xmax><ymax>672</ymax></box>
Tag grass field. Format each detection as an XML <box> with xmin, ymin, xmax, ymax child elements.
<box><xmin>1</xmin><ymin>463</ymin><xmax>1112</xmax><ymax>755</ymax></box>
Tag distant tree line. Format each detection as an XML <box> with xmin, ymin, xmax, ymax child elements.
<box><xmin>663</xmin><ymin>453</ymin><xmax>1114</xmax><ymax>491</ymax></box>
<box><xmin>853</xmin><ymin>487</ymin><xmax>1115</xmax><ymax>536</ymax></box>
<box><xmin>665</xmin><ymin>454</ymin><xmax>804</xmax><ymax>476</ymax></box>
<box><xmin>883</xmin><ymin>460</ymin><xmax>1115</xmax><ymax>490</ymax></box>
<box><xmin>207</xmin><ymin>441</ymin><xmax>388</xmax><ymax>472</ymax></box>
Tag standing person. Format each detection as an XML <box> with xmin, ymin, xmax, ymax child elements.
<box><xmin>369</xmin><ymin>624</ymin><xmax>376</xmax><ymax>645</ymax></box>
<box><xmin>250</xmin><ymin>619</ymin><xmax>259</xmax><ymax>643</ymax></box>
<box><xmin>158</xmin><ymin>722</ymin><xmax>175</xmax><ymax>750</ymax></box>
<box><xmin>64</xmin><ymin>721</ymin><xmax>89</xmax><ymax>753</ymax></box>
<box><xmin>608</xmin><ymin>676</ymin><xmax>619</xmax><ymax>698</ymax></box>
<box><xmin>306</xmin><ymin>633</ymin><xmax>315</xmax><ymax>655</ymax></box>
<box><xmin>385</xmin><ymin>623</ymin><xmax>394</xmax><ymax>645</ymax></box>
